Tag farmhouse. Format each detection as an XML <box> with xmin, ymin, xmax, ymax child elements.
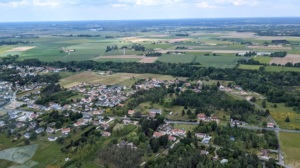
<box><xmin>61</xmin><ymin>128</ymin><xmax>71</xmax><ymax>134</ymax></box>
<box><xmin>197</xmin><ymin>113</ymin><xmax>207</xmax><ymax>121</ymax></box>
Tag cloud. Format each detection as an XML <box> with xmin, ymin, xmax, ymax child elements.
<box><xmin>196</xmin><ymin>2</ymin><xmax>216</xmax><ymax>8</ymax></box>
<box><xmin>112</xmin><ymin>3</ymin><xmax>127</xmax><ymax>8</ymax></box>
<box><xmin>32</xmin><ymin>0</ymin><xmax>59</xmax><ymax>7</ymax></box>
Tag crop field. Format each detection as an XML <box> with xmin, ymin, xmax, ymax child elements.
<box><xmin>279</xmin><ymin>132</ymin><xmax>300</xmax><ymax>167</ymax></box>
<box><xmin>265</xmin><ymin>66</ymin><xmax>300</xmax><ymax>72</ymax></box>
<box><xmin>60</xmin><ymin>71</ymin><xmax>180</xmax><ymax>88</ymax></box>
<box><xmin>270</xmin><ymin>54</ymin><xmax>300</xmax><ymax>65</ymax></box>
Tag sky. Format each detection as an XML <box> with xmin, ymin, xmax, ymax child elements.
<box><xmin>0</xmin><ymin>0</ymin><xmax>300</xmax><ymax>22</ymax></box>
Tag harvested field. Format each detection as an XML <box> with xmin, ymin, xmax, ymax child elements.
<box><xmin>148</xmin><ymin>34</ymin><xmax>169</xmax><ymax>37</ymax></box>
<box><xmin>247</xmin><ymin>45</ymin><xmax>292</xmax><ymax>50</ymax></box>
<box><xmin>139</xmin><ymin>57</ymin><xmax>159</xmax><ymax>63</ymax></box>
<box><xmin>168</xmin><ymin>38</ymin><xmax>192</xmax><ymax>43</ymax></box>
<box><xmin>270</xmin><ymin>54</ymin><xmax>300</xmax><ymax>65</ymax></box>
<box><xmin>220</xmin><ymin>32</ymin><xmax>256</xmax><ymax>38</ymax></box>
<box><xmin>5</xmin><ymin>46</ymin><xmax>36</xmax><ymax>52</ymax></box>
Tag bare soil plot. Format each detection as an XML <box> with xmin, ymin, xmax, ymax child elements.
<box><xmin>248</xmin><ymin>45</ymin><xmax>292</xmax><ymax>50</ymax></box>
<box><xmin>5</xmin><ymin>46</ymin><xmax>36</xmax><ymax>52</ymax></box>
<box><xmin>168</xmin><ymin>38</ymin><xmax>192</xmax><ymax>43</ymax></box>
<box><xmin>123</xmin><ymin>37</ymin><xmax>160</xmax><ymax>43</ymax></box>
<box><xmin>139</xmin><ymin>57</ymin><xmax>159</xmax><ymax>63</ymax></box>
<box><xmin>270</xmin><ymin>54</ymin><xmax>300</xmax><ymax>65</ymax></box>
<box><xmin>220</xmin><ymin>32</ymin><xmax>257</xmax><ymax>38</ymax></box>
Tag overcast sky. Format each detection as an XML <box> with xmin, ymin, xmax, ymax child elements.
<box><xmin>0</xmin><ymin>0</ymin><xmax>299</xmax><ymax>22</ymax></box>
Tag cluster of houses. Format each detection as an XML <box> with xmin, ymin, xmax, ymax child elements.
<box><xmin>197</xmin><ymin>113</ymin><xmax>220</xmax><ymax>124</ymax></box>
<box><xmin>1</xmin><ymin>64</ymin><xmax>66</xmax><ymax>76</ymax></box>
<box><xmin>70</xmin><ymin>83</ymin><xmax>130</xmax><ymax>108</ymax></box>
<box><xmin>0</xmin><ymin>81</ymin><xmax>13</xmax><ymax>107</ymax></box>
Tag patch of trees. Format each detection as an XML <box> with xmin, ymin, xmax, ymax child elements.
<box><xmin>175</xmin><ymin>33</ymin><xmax>189</xmax><ymax>36</ymax></box>
<box><xmin>238</xmin><ymin>59</ymin><xmax>261</xmax><ymax>65</ymax></box>
<box><xmin>270</xmin><ymin>51</ymin><xmax>287</xmax><ymax>57</ymax></box>
<box><xmin>132</xmin><ymin>44</ymin><xmax>145</xmax><ymax>51</ymax></box>
<box><xmin>105</xmin><ymin>45</ymin><xmax>118</xmax><ymax>52</ymax></box>
<box><xmin>1</xmin><ymin>55</ymin><xmax>19</xmax><ymax>64</ymax></box>
<box><xmin>271</xmin><ymin>40</ymin><xmax>290</xmax><ymax>45</ymax></box>
<box><xmin>97</xmin><ymin>145</ymin><xmax>143</xmax><ymax>168</ymax></box>
<box><xmin>42</xmin><ymin>110</ymin><xmax>83</xmax><ymax>129</ymax></box>
<box><xmin>236</xmin><ymin>51</ymin><xmax>257</xmax><ymax>57</ymax></box>
<box><xmin>36</xmin><ymin>83</ymin><xmax>76</xmax><ymax>106</ymax></box>
<box><xmin>176</xmin><ymin>46</ymin><xmax>188</xmax><ymax>49</ymax></box>
<box><xmin>213</xmin><ymin>125</ymin><xmax>278</xmax><ymax>150</ymax></box>
<box><xmin>0</xmin><ymin>41</ymin><xmax>30</xmax><ymax>45</ymax></box>
<box><xmin>145</xmin><ymin>52</ymin><xmax>162</xmax><ymax>57</ymax></box>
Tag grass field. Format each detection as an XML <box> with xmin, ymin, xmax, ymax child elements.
<box><xmin>59</xmin><ymin>71</ymin><xmax>181</xmax><ymax>88</ymax></box>
<box><xmin>265</xmin><ymin>66</ymin><xmax>300</xmax><ymax>72</ymax></box>
<box><xmin>253</xmin><ymin>56</ymin><xmax>272</xmax><ymax>64</ymax></box>
<box><xmin>96</xmin><ymin>58</ymin><xmax>141</xmax><ymax>63</ymax></box>
<box><xmin>238</xmin><ymin>64</ymin><xmax>262</xmax><ymax>70</ymax></box>
<box><xmin>256</xmin><ymin>100</ymin><xmax>300</xmax><ymax>130</ymax></box>
<box><xmin>279</xmin><ymin>132</ymin><xmax>300</xmax><ymax>167</ymax></box>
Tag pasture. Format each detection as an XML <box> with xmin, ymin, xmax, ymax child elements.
<box><xmin>279</xmin><ymin>132</ymin><xmax>300</xmax><ymax>168</ymax></box>
<box><xmin>238</xmin><ymin>64</ymin><xmax>262</xmax><ymax>70</ymax></box>
<box><xmin>253</xmin><ymin>56</ymin><xmax>272</xmax><ymax>64</ymax></box>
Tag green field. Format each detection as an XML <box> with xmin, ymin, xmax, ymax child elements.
<box><xmin>265</xmin><ymin>66</ymin><xmax>300</xmax><ymax>72</ymax></box>
<box><xmin>279</xmin><ymin>132</ymin><xmax>300</xmax><ymax>167</ymax></box>
<box><xmin>157</xmin><ymin>53</ymin><xmax>240</xmax><ymax>68</ymax></box>
<box><xmin>96</xmin><ymin>58</ymin><xmax>141</xmax><ymax>63</ymax></box>
<box><xmin>253</xmin><ymin>56</ymin><xmax>272</xmax><ymax>64</ymax></box>
<box><xmin>238</xmin><ymin>64</ymin><xmax>262</xmax><ymax>70</ymax></box>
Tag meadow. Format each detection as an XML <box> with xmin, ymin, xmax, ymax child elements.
<box><xmin>279</xmin><ymin>132</ymin><xmax>300</xmax><ymax>167</ymax></box>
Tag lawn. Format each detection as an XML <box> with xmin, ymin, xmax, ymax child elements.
<box><xmin>173</xmin><ymin>124</ymin><xmax>197</xmax><ymax>132</ymax></box>
<box><xmin>279</xmin><ymin>132</ymin><xmax>300</xmax><ymax>167</ymax></box>
<box><xmin>96</xmin><ymin>58</ymin><xmax>141</xmax><ymax>63</ymax></box>
<box><xmin>253</xmin><ymin>56</ymin><xmax>271</xmax><ymax>64</ymax></box>
<box><xmin>238</xmin><ymin>64</ymin><xmax>262</xmax><ymax>70</ymax></box>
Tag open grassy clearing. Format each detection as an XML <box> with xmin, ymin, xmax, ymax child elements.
<box><xmin>238</xmin><ymin>64</ymin><xmax>262</xmax><ymax>70</ymax></box>
<box><xmin>59</xmin><ymin>71</ymin><xmax>181</xmax><ymax>88</ymax></box>
<box><xmin>253</xmin><ymin>56</ymin><xmax>272</xmax><ymax>64</ymax></box>
<box><xmin>279</xmin><ymin>132</ymin><xmax>300</xmax><ymax>168</ymax></box>
<box><xmin>265</xmin><ymin>66</ymin><xmax>300</xmax><ymax>72</ymax></box>
<box><xmin>96</xmin><ymin>58</ymin><xmax>141</xmax><ymax>63</ymax></box>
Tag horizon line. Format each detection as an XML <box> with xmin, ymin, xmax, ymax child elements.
<box><xmin>1</xmin><ymin>16</ymin><xmax>300</xmax><ymax>24</ymax></box>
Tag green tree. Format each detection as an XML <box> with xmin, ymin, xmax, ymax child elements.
<box><xmin>262</xmin><ymin>100</ymin><xmax>267</xmax><ymax>108</ymax></box>
<box><xmin>285</xmin><ymin>116</ymin><xmax>290</xmax><ymax>122</ymax></box>
<box><xmin>181</xmin><ymin>110</ymin><xmax>185</xmax><ymax>116</ymax></box>
<box><xmin>187</xmin><ymin>109</ymin><xmax>192</xmax><ymax>115</ymax></box>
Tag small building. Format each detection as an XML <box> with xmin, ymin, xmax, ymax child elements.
<box><xmin>267</xmin><ymin>123</ymin><xmax>274</xmax><ymax>128</ymax></box>
<box><xmin>46</xmin><ymin>127</ymin><xmax>54</xmax><ymax>133</ymax></box>
<box><xmin>74</xmin><ymin>120</ymin><xmax>85</xmax><ymax>127</ymax></box>
<box><xmin>200</xmin><ymin>150</ymin><xmax>209</xmax><ymax>156</ymax></box>
<box><xmin>153</xmin><ymin>131</ymin><xmax>164</xmax><ymax>138</ymax></box>
<box><xmin>24</xmin><ymin>132</ymin><xmax>30</xmax><ymax>139</ymax></box>
<box><xmin>168</xmin><ymin>136</ymin><xmax>176</xmax><ymax>142</ymax></box>
<box><xmin>128</xmin><ymin>110</ymin><xmax>135</xmax><ymax>116</ymax></box>
<box><xmin>61</xmin><ymin>128</ymin><xmax>71</xmax><ymax>134</ymax></box>
<box><xmin>220</xmin><ymin>159</ymin><xmax>228</xmax><ymax>164</ymax></box>
<box><xmin>197</xmin><ymin>113</ymin><xmax>207</xmax><ymax>121</ymax></box>
<box><xmin>35</xmin><ymin>127</ymin><xmax>45</xmax><ymax>134</ymax></box>
<box><xmin>102</xmin><ymin>131</ymin><xmax>111</xmax><ymax>137</ymax></box>
<box><xmin>101</xmin><ymin>123</ymin><xmax>109</xmax><ymax>130</ymax></box>
<box><xmin>195</xmin><ymin>133</ymin><xmax>206</xmax><ymax>139</ymax></box>
<box><xmin>48</xmin><ymin>136</ymin><xmax>58</xmax><ymax>142</ymax></box>
<box><xmin>172</xmin><ymin>129</ymin><xmax>186</xmax><ymax>136</ymax></box>
<box><xmin>202</xmin><ymin>135</ymin><xmax>212</xmax><ymax>144</ymax></box>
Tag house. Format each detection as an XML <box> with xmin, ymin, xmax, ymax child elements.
<box><xmin>61</xmin><ymin>128</ymin><xmax>71</xmax><ymax>134</ymax></box>
<box><xmin>74</xmin><ymin>120</ymin><xmax>85</xmax><ymax>127</ymax></box>
<box><xmin>46</xmin><ymin>127</ymin><xmax>54</xmax><ymax>133</ymax></box>
<box><xmin>24</xmin><ymin>132</ymin><xmax>30</xmax><ymax>139</ymax></box>
<box><xmin>0</xmin><ymin>121</ymin><xmax>5</xmax><ymax>127</ymax></box>
<box><xmin>123</xmin><ymin>119</ymin><xmax>131</xmax><ymax>125</ymax></box>
<box><xmin>172</xmin><ymin>129</ymin><xmax>186</xmax><ymax>136</ymax></box>
<box><xmin>197</xmin><ymin>113</ymin><xmax>207</xmax><ymax>121</ymax></box>
<box><xmin>211</xmin><ymin>116</ymin><xmax>220</xmax><ymax>122</ymax></box>
<box><xmin>48</xmin><ymin>136</ymin><xmax>58</xmax><ymax>142</ymax></box>
<box><xmin>200</xmin><ymin>150</ymin><xmax>209</xmax><ymax>156</ymax></box>
<box><xmin>102</xmin><ymin>131</ymin><xmax>111</xmax><ymax>137</ymax></box>
<box><xmin>101</xmin><ymin>123</ymin><xmax>109</xmax><ymax>130</ymax></box>
<box><xmin>153</xmin><ymin>131</ymin><xmax>164</xmax><ymax>138</ymax></box>
<box><xmin>35</xmin><ymin>127</ymin><xmax>45</xmax><ymax>134</ymax></box>
<box><xmin>148</xmin><ymin>109</ymin><xmax>162</xmax><ymax>118</ymax></box>
<box><xmin>267</xmin><ymin>123</ymin><xmax>274</xmax><ymax>128</ymax></box>
<box><xmin>93</xmin><ymin>121</ymin><xmax>100</xmax><ymax>125</ymax></box>
<box><xmin>220</xmin><ymin>159</ymin><xmax>228</xmax><ymax>164</ymax></box>
<box><xmin>202</xmin><ymin>135</ymin><xmax>212</xmax><ymax>144</ymax></box>
<box><xmin>128</xmin><ymin>110</ymin><xmax>135</xmax><ymax>116</ymax></box>
<box><xmin>195</xmin><ymin>133</ymin><xmax>206</xmax><ymax>139</ymax></box>
<box><xmin>168</xmin><ymin>136</ymin><xmax>176</xmax><ymax>142</ymax></box>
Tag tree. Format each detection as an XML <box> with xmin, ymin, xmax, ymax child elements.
<box><xmin>187</xmin><ymin>109</ymin><xmax>192</xmax><ymax>115</ymax></box>
<box><xmin>181</xmin><ymin>110</ymin><xmax>185</xmax><ymax>116</ymax></box>
<box><xmin>250</xmin><ymin>97</ymin><xmax>256</xmax><ymax>102</ymax></box>
<box><xmin>217</xmin><ymin>81</ymin><xmax>220</xmax><ymax>87</ymax></box>
<box><xmin>265</xmin><ymin>109</ymin><xmax>270</xmax><ymax>116</ymax></box>
<box><xmin>30</xmin><ymin>132</ymin><xmax>37</xmax><ymax>140</ymax></box>
<box><xmin>274</xmin><ymin>104</ymin><xmax>277</xmax><ymax>108</ymax></box>
<box><xmin>262</xmin><ymin>100</ymin><xmax>266</xmax><ymax>108</ymax></box>
<box><xmin>57</xmin><ymin>137</ymin><xmax>65</xmax><ymax>144</ymax></box>
<box><xmin>285</xmin><ymin>116</ymin><xmax>290</xmax><ymax>122</ymax></box>
<box><xmin>24</xmin><ymin>139</ymin><xmax>30</xmax><ymax>145</ymax></box>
